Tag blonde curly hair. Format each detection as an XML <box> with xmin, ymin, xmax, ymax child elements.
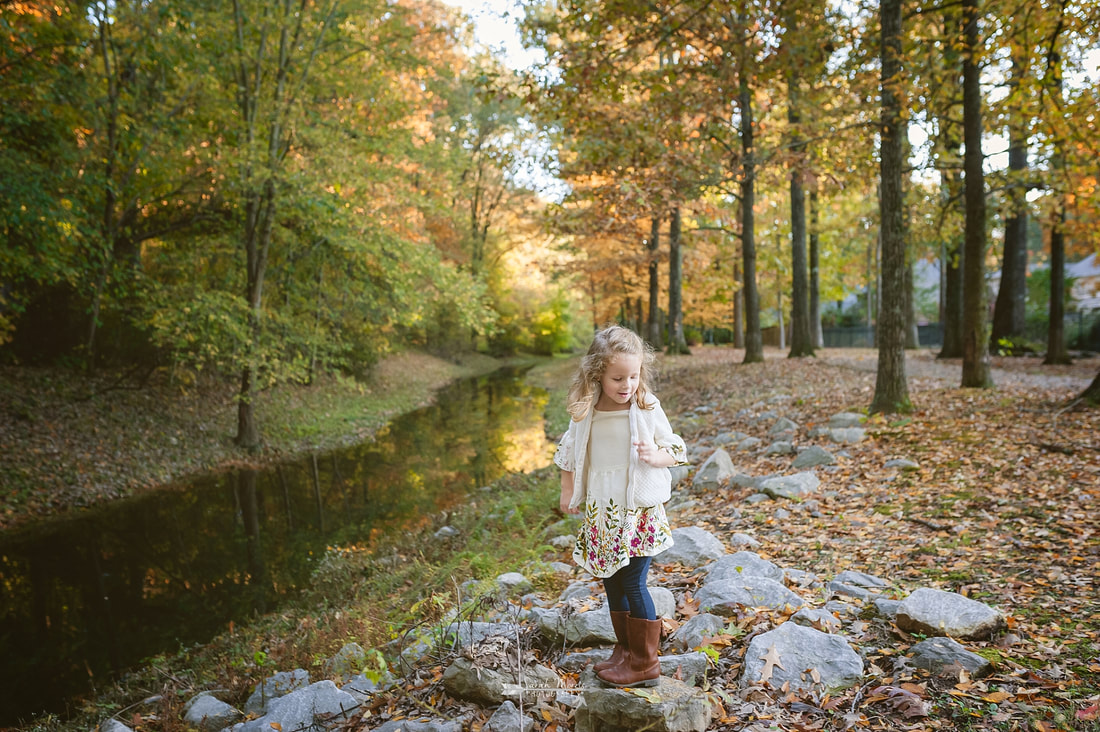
<box><xmin>566</xmin><ymin>325</ymin><xmax>656</xmax><ymax>421</ymax></box>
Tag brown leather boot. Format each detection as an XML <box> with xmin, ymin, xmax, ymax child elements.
<box><xmin>596</xmin><ymin>616</ymin><xmax>661</xmax><ymax>688</ymax></box>
<box><xmin>594</xmin><ymin>610</ymin><xmax>630</xmax><ymax>672</ymax></box>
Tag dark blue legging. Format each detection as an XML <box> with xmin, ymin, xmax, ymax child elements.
<box><xmin>603</xmin><ymin>556</ymin><xmax>655</xmax><ymax>620</ymax></box>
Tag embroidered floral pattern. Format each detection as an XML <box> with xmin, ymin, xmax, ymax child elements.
<box><xmin>572</xmin><ymin>498</ymin><xmax>673</xmax><ymax>578</ymax></box>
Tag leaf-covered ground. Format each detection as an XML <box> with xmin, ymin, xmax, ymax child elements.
<box><xmin>352</xmin><ymin>347</ymin><xmax>1099</xmax><ymax>732</ymax></box>
<box><xmin>646</xmin><ymin>347</ymin><xmax>1100</xmax><ymax>731</ymax></box>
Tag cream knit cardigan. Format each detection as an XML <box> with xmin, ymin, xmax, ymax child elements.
<box><xmin>553</xmin><ymin>387</ymin><xmax>686</xmax><ymax>511</ymax></box>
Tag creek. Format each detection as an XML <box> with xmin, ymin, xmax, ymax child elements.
<box><xmin>0</xmin><ymin>367</ymin><xmax>552</xmax><ymax>726</ymax></box>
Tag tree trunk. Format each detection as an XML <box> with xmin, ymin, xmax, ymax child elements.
<box><xmin>1044</xmin><ymin>36</ymin><xmax>1071</xmax><ymax>366</ymax></box>
<box><xmin>871</xmin><ymin>0</ymin><xmax>911</xmax><ymax>413</ymax></box>
<box><xmin>734</xmin><ymin>259</ymin><xmax>745</xmax><ymax>349</ymax></box>
<box><xmin>647</xmin><ymin>214</ymin><xmax>663</xmax><ymax>348</ymax></box>
<box><xmin>787</xmin><ymin>79</ymin><xmax>814</xmax><ymax>358</ymax></box>
<box><xmin>666</xmin><ymin>207</ymin><xmax>690</xmax><ymax>355</ymax></box>
<box><xmin>809</xmin><ymin>189</ymin><xmax>824</xmax><ymax>349</ymax></box>
<box><xmin>1080</xmin><ymin>367</ymin><xmax>1100</xmax><ymax>405</ymax></box>
<box><xmin>990</xmin><ymin>49</ymin><xmax>1030</xmax><ymax>349</ymax></box>
<box><xmin>1045</xmin><ymin>207</ymin><xmax>1070</xmax><ymax>364</ymax></box>
<box><xmin>960</xmin><ymin>0</ymin><xmax>992</xmax><ymax>388</ymax></box>
<box><xmin>941</xmin><ymin>238</ymin><xmax>965</xmax><ymax>357</ymax></box>
<box><xmin>740</xmin><ymin>73</ymin><xmax>763</xmax><ymax>364</ymax></box>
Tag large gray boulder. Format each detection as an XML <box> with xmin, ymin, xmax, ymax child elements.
<box><xmin>793</xmin><ymin>445</ymin><xmax>837</xmax><ymax>469</ymax></box>
<box><xmin>655</xmin><ymin>526</ymin><xmax>726</xmax><ymax>565</ymax></box>
<box><xmin>828</xmin><ymin>412</ymin><xmax>865</xmax><ymax>428</ymax></box>
<box><xmin>183</xmin><ymin>693</ymin><xmax>241</xmax><ymax>732</ymax></box>
<box><xmin>532</xmin><ymin>593</ymin><xmax>674</xmax><ymax>646</ymax></box>
<box><xmin>741</xmin><ymin>622</ymin><xmax>863</xmax><ymax>693</ymax></box>
<box><xmin>695</xmin><ymin>576</ymin><xmax>805</xmax><ymax>614</ymax></box>
<box><xmin>896</xmin><ymin>588</ymin><xmax>1005</xmax><ymax>640</ymax></box>
<box><xmin>575</xmin><ymin>677</ymin><xmax>711</xmax><ymax>732</ymax></box>
<box><xmin>238</xmin><ymin>681</ymin><xmax>357</xmax><ymax>732</ymax></box>
<box><xmin>442</xmin><ymin>657</ymin><xmax>561</xmax><ymax>705</ymax></box>
<box><xmin>907</xmin><ymin>637</ymin><xmax>994</xmax><ymax>678</ymax></box>
<box><xmin>692</xmin><ymin>449</ymin><xmax>736</xmax><ymax>488</ymax></box>
<box><xmin>243</xmin><ymin>669</ymin><xmax>310</xmax><ymax>716</ymax></box>
<box><xmin>759</xmin><ymin>472</ymin><xmax>820</xmax><ymax>500</ymax></box>
<box><xmin>706</xmin><ymin>551</ymin><xmax>784</xmax><ymax>583</ymax></box>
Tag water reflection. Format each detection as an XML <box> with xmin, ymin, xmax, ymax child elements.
<box><xmin>0</xmin><ymin>367</ymin><xmax>551</xmax><ymax>726</ymax></box>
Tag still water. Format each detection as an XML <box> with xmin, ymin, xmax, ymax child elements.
<box><xmin>0</xmin><ymin>367</ymin><xmax>552</xmax><ymax>726</ymax></box>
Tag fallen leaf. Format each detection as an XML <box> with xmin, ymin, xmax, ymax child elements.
<box><xmin>760</xmin><ymin>644</ymin><xmax>785</xmax><ymax>683</ymax></box>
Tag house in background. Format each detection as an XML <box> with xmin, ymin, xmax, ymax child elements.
<box><xmin>1067</xmin><ymin>253</ymin><xmax>1100</xmax><ymax>312</ymax></box>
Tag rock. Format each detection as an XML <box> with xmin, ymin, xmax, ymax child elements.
<box><xmin>834</xmin><ymin>570</ymin><xmax>889</xmax><ymax>589</ymax></box>
<box><xmin>97</xmin><ymin>721</ymin><xmax>132</xmax><ymax>732</ymax></box>
<box><xmin>774</xmin><ymin>507</ymin><xmax>790</xmax><ymax>520</ymax></box>
<box><xmin>695</xmin><ymin>576</ymin><xmax>805</xmax><ymax>614</ymax></box>
<box><xmin>444</xmin><ymin>621</ymin><xmax>522</xmax><ymax>649</ymax></box>
<box><xmin>669</xmin><ymin>464</ymin><xmax>691</xmax><ymax>485</ymax></box>
<box><xmin>765</xmin><ymin>441</ymin><xmax>795</xmax><ymax>456</ymax></box>
<box><xmin>896</xmin><ymin>588</ymin><xmax>1006</xmax><ymax>640</ymax></box>
<box><xmin>531</xmin><ymin>605</ymin><xmax>614</xmax><ymax>646</ymax></box>
<box><xmin>670</xmin><ymin>613</ymin><xmax>726</xmax><ymax>652</ymax></box>
<box><xmin>659</xmin><ymin>652</ymin><xmax>710</xmax><ymax>687</ymax></box>
<box><xmin>759</xmin><ymin>472</ymin><xmax>820</xmax><ymax>499</ymax></box>
<box><xmin>885</xmin><ymin>458</ymin><xmax>920</xmax><ymax>470</ymax></box>
<box><xmin>741</xmin><ymin>622</ymin><xmax>863</xmax><ymax>693</ymax></box>
<box><xmin>828</xmin><ymin>412</ymin><xmax>865</xmax><ymax>428</ymax></box>
<box><xmin>496</xmin><ymin>572</ymin><xmax>532</xmax><ymax>593</ymax></box>
<box><xmin>560</xmin><ymin>580</ymin><xmax>601</xmax><ymax>603</ymax></box>
<box><xmin>548</xmin><ymin>561</ymin><xmax>574</xmax><ymax>574</ymax></box>
<box><xmin>751</xmin><ymin>410</ymin><xmax>780</xmax><ymax>424</ymax></box>
<box><xmin>907</xmin><ymin>637</ymin><xmax>994</xmax><ymax>678</ymax></box>
<box><xmin>769</xmin><ymin>417</ymin><xmax>799</xmax><ymax>435</ymax></box>
<box><xmin>706</xmin><ymin>551</ymin><xmax>784</xmax><ymax>583</ymax></box>
<box><xmin>827</xmin><ymin>580</ymin><xmax>877</xmax><ymax>602</ymax></box>
<box><xmin>736</xmin><ymin>437</ymin><xmax>763</xmax><ymax>451</ymax></box>
<box><xmin>793</xmin><ymin>445</ymin><xmax>837</xmax><ymax>469</ymax></box>
<box><xmin>434</xmin><ymin>525</ymin><xmax>459</xmax><ymax>539</ymax></box>
<box><xmin>485</xmin><ymin>700</ymin><xmax>535</xmax><ymax>732</ymax></box>
<box><xmin>731</xmin><ymin>473</ymin><xmax>765</xmax><ymax>489</ymax></box>
<box><xmin>826</xmin><ymin>427</ymin><xmax>867</xmax><ymax>444</ymax></box>
<box><xmin>744</xmin><ymin>493</ymin><xmax>770</xmax><ymax>504</ymax></box>
<box><xmin>873</xmin><ymin>598</ymin><xmax>903</xmax><ymax>619</ymax></box>
<box><xmin>324</xmin><ymin>642</ymin><xmax>367</xmax><ymax>680</ymax></box>
<box><xmin>575</xmin><ymin>676</ymin><xmax>712</xmax><ymax>732</ymax></box>
<box><xmin>442</xmin><ymin>657</ymin><xmax>561</xmax><ymax>705</ymax></box>
<box><xmin>729</xmin><ymin>532</ymin><xmax>761</xmax><ymax>549</ymax></box>
<box><xmin>373</xmin><ymin>719</ymin><xmax>464</xmax><ymax>732</ymax></box>
<box><xmin>655</xmin><ymin>526</ymin><xmax>726</xmax><ymax>565</ymax></box>
<box><xmin>692</xmin><ymin>449</ymin><xmax>736</xmax><ymax>488</ymax></box>
<box><xmin>791</xmin><ymin>608</ymin><xmax>843</xmax><ymax>633</ymax></box>
<box><xmin>183</xmin><ymin>694</ymin><xmax>242</xmax><ymax>732</ymax></box>
<box><xmin>342</xmin><ymin>671</ymin><xmax>397</xmax><ymax>701</ymax></box>
<box><xmin>713</xmin><ymin>431</ymin><xmax>746</xmax><ymax>445</ymax></box>
<box><xmin>239</xmin><ymin>681</ymin><xmax>357</xmax><ymax>732</ymax></box>
<box><xmin>244</xmin><ymin>669</ymin><xmax>310</xmax><ymax>716</ymax></box>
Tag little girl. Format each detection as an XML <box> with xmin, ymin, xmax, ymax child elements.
<box><xmin>553</xmin><ymin>325</ymin><xmax>686</xmax><ymax>687</ymax></box>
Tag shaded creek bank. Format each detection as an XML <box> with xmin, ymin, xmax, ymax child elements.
<box><xmin>0</xmin><ymin>367</ymin><xmax>552</xmax><ymax>726</ymax></box>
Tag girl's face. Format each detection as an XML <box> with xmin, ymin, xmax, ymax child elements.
<box><xmin>597</xmin><ymin>354</ymin><xmax>642</xmax><ymax>410</ymax></box>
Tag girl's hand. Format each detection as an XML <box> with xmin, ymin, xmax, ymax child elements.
<box><xmin>634</xmin><ymin>440</ymin><xmax>670</xmax><ymax>467</ymax></box>
<box><xmin>559</xmin><ymin>471</ymin><xmax>579</xmax><ymax>515</ymax></box>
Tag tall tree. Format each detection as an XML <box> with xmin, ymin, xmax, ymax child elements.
<box><xmin>1042</xmin><ymin>25</ymin><xmax>1071</xmax><ymax>365</ymax></box>
<box><xmin>870</xmin><ymin>0</ymin><xmax>910</xmax><ymax>413</ymax></box>
<box><xmin>646</xmin><ymin>215</ymin><xmax>663</xmax><ymax>348</ymax></box>
<box><xmin>990</xmin><ymin>44</ymin><xmax>1031</xmax><ymax>348</ymax></box>
<box><xmin>667</xmin><ymin>207</ymin><xmax>690</xmax><ymax>354</ymax></box>
<box><xmin>739</xmin><ymin>52</ymin><xmax>765</xmax><ymax>364</ymax></box>
<box><xmin>960</xmin><ymin>0</ymin><xmax>992</xmax><ymax>387</ymax></box>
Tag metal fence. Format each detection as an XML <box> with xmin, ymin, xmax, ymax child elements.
<box><xmin>821</xmin><ymin>315</ymin><xmax>1100</xmax><ymax>351</ymax></box>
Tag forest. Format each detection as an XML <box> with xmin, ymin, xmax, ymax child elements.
<box><xmin>2</xmin><ymin>0</ymin><xmax>1098</xmax><ymax>440</ymax></box>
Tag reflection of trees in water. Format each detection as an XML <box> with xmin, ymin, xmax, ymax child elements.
<box><xmin>0</xmin><ymin>369</ymin><xmax>549</xmax><ymax>725</ymax></box>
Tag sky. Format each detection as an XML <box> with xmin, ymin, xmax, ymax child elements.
<box><xmin>443</xmin><ymin>0</ymin><xmax>544</xmax><ymax>70</ymax></box>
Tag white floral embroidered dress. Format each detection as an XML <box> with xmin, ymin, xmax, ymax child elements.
<box><xmin>553</xmin><ymin>394</ymin><xmax>685</xmax><ymax>578</ymax></box>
